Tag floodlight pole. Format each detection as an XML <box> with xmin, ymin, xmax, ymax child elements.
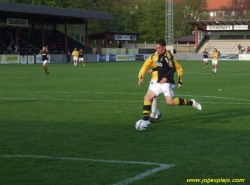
<box><xmin>165</xmin><ymin>0</ymin><xmax>174</xmax><ymax>48</ymax></box>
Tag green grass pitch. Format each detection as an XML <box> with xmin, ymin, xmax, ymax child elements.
<box><xmin>0</xmin><ymin>60</ymin><xmax>249</xmax><ymax>185</ymax></box>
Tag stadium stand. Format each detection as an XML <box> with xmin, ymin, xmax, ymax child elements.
<box><xmin>0</xmin><ymin>27</ymin><xmax>86</xmax><ymax>54</ymax></box>
<box><xmin>199</xmin><ymin>39</ymin><xmax>250</xmax><ymax>54</ymax></box>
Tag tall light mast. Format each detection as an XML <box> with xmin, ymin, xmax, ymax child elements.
<box><xmin>165</xmin><ymin>0</ymin><xmax>173</xmax><ymax>46</ymax></box>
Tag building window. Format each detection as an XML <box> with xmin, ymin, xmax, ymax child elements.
<box><xmin>222</xmin><ymin>11</ymin><xmax>225</xmax><ymax>16</ymax></box>
<box><xmin>210</xmin><ymin>12</ymin><xmax>216</xmax><ymax>17</ymax></box>
<box><xmin>231</xmin><ymin>11</ymin><xmax>235</xmax><ymax>16</ymax></box>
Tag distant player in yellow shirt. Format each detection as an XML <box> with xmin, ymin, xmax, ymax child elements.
<box><xmin>210</xmin><ymin>48</ymin><xmax>220</xmax><ymax>74</ymax></box>
<box><xmin>72</xmin><ymin>48</ymin><xmax>79</xmax><ymax>67</ymax></box>
<box><xmin>138</xmin><ymin>50</ymin><xmax>183</xmax><ymax>122</ymax></box>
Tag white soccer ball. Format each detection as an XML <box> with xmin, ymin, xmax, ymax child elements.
<box><xmin>135</xmin><ymin>120</ymin><xmax>149</xmax><ymax>132</ymax></box>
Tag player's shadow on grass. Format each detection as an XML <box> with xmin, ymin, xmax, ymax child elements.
<box><xmin>165</xmin><ymin>108</ymin><xmax>249</xmax><ymax>125</ymax></box>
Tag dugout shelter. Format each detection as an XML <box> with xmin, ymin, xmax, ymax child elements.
<box><xmin>88</xmin><ymin>31</ymin><xmax>141</xmax><ymax>48</ymax></box>
<box><xmin>0</xmin><ymin>1</ymin><xmax>115</xmax><ymax>53</ymax></box>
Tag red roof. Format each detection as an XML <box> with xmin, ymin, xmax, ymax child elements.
<box><xmin>174</xmin><ymin>0</ymin><xmax>232</xmax><ymax>10</ymax></box>
<box><xmin>206</xmin><ymin>0</ymin><xmax>231</xmax><ymax>10</ymax></box>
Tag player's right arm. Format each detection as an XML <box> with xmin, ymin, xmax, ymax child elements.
<box><xmin>138</xmin><ymin>55</ymin><xmax>154</xmax><ymax>86</ymax></box>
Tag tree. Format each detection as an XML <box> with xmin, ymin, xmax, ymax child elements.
<box><xmin>220</xmin><ymin>0</ymin><xmax>250</xmax><ymax>20</ymax></box>
<box><xmin>136</xmin><ymin>0</ymin><xmax>165</xmax><ymax>43</ymax></box>
<box><xmin>0</xmin><ymin>0</ymin><xmax>210</xmax><ymax>41</ymax></box>
<box><xmin>173</xmin><ymin>0</ymin><xmax>208</xmax><ymax>39</ymax></box>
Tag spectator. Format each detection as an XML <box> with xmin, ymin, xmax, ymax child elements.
<box><xmin>125</xmin><ymin>48</ymin><xmax>129</xmax><ymax>54</ymax></box>
<box><xmin>51</xmin><ymin>43</ymin><xmax>56</xmax><ymax>49</ymax></box>
<box><xmin>238</xmin><ymin>44</ymin><xmax>241</xmax><ymax>53</ymax></box>
<box><xmin>67</xmin><ymin>49</ymin><xmax>71</xmax><ymax>63</ymax></box>
<box><xmin>28</xmin><ymin>48</ymin><xmax>33</xmax><ymax>55</ymax></box>
<box><xmin>14</xmin><ymin>44</ymin><xmax>18</xmax><ymax>53</ymax></box>
<box><xmin>20</xmin><ymin>47</ymin><xmax>26</xmax><ymax>57</ymax></box>
<box><xmin>247</xmin><ymin>46</ymin><xmax>250</xmax><ymax>54</ymax></box>
<box><xmin>1</xmin><ymin>43</ymin><xmax>6</xmax><ymax>54</ymax></box>
<box><xmin>96</xmin><ymin>48</ymin><xmax>102</xmax><ymax>54</ymax></box>
<box><xmin>51</xmin><ymin>43</ymin><xmax>56</xmax><ymax>53</ymax></box>
<box><xmin>0</xmin><ymin>41</ymin><xmax>4</xmax><ymax>50</ymax></box>
<box><xmin>241</xmin><ymin>46</ymin><xmax>245</xmax><ymax>54</ymax></box>
<box><xmin>7</xmin><ymin>45</ymin><xmax>12</xmax><ymax>54</ymax></box>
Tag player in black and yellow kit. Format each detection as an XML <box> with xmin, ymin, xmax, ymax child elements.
<box><xmin>138</xmin><ymin>50</ymin><xmax>183</xmax><ymax>122</ymax></box>
<box><xmin>141</xmin><ymin>39</ymin><xmax>202</xmax><ymax>124</ymax></box>
<box><xmin>203</xmin><ymin>49</ymin><xmax>209</xmax><ymax>68</ymax></box>
<box><xmin>39</xmin><ymin>46</ymin><xmax>50</xmax><ymax>75</ymax></box>
<box><xmin>78</xmin><ymin>49</ymin><xmax>85</xmax><ymax>66</ymax></box>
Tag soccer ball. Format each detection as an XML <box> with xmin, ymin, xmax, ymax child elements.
<box><xmin>135</xmin><ymin>120</ymin><xmax>149</xmax><ymax>132</ymax></box>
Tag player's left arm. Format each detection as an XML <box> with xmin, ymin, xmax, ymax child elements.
<box><xmin>173</xmin><ymin>57</ymin><xmax>183</xmax><ymax>88</ymax></box>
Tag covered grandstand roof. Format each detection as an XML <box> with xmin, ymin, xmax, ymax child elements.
<box><xmin>0</xmin><ymin>1</ymin><xmax>115</xmax><ymax>24</ymax></box>
<box><xmin>188</xmin><ymin>20</ymin><xmax>250</xmax><ymax>30</ymax></box>
<box><xmin>174</xmin><ymin>35</ymin><xmax>195</xmax><ymax>43</ymax></box>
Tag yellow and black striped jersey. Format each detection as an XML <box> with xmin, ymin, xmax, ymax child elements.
<box><xmin>211</xmin><ymin>52</ymin><xmax>220</xmax><ymax>60</ymax></box>
<box><xmin>138</xmin><ymin>51</ymin><xmax>183</xmax><ymax>83</ymax></box>
<box><xmin>39</xmin><ymin>50</ymin><xmax>49</xmax><ymax>61</ymax></box>
<box><xmin>72</xmin><ymin>51</ymin><xmax>79</xmax><ymax>57</ymax></box>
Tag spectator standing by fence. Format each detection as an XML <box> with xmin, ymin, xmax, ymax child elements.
<box><xmin>238</xmin><ymin>44</ymin><xmax>241</xmax><ymax>53</ymax></box>
<box><xmin>67</xmin><ymin>50</ymin><xmax>71</xmax><ymax>63</ymax></box>
<box><xmin>247</xmin><ymin>46</ymin><xmax>250</xmax><ymax>54</ymax></box>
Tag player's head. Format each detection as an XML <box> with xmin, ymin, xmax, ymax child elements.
<box><xmin>80</xmin><ymin>49</ymin><xmax>83</xmax><ymax>52</ymax></box>
<box><xmin>213</xmin><ymin>48</ymin><xmax>217</xmax><ymax>52</ymax></box>
<box><xmin>42</xmin><ymin>46</ymin><xmax>46</xmax><ymax>51</ymax></box>
<box><xmin>204</xmin><ymin>48</ymin><xmax>206</xmax><ymax>52</ymax></box>
<box><xmin>74</xmin><ymin>48</ymin><xmax>77</xmax><ymax>51</ymax></box>
<box><xmin>155</xmin><ymin>39</ymin><xmax>166</xmax><ymax>54</ymax></box>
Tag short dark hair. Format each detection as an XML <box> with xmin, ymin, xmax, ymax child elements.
<box><xmin>156</xmin><ymin>39</ymin><xmax>166</xmax><ymax>46</ymax></box>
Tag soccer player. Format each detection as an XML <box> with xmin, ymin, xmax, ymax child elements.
<box><xmin>39</xmin><ymin>46</ymin><xmax>50</xmax><ymax>75</ymax></box>
<box><xmin>72</xmin><ymin>48</ymin><xmax>79</xmax><ymax>66</ymax></box>
<box><xmin>203</xmin><ymin>49</ymin><xmax>209</xmax><ymax>68</ymax></box>
<box><xmin>210</xmin><ymin>48</ymin><xmax>219</xmax><ymax>74</ymax></box>
<box><xmin>141</xmin><ymin>39</ymin><xmax>202</xmax><ymax>124</ymax></box>
<box><xmin>138</xmin><ymin>50</ymin><xmax>183</xmax><ymax>122</ymax></box>
<box><xmin>79</xmin><ymin>49</ymin><xmax>85</xmax><ymax>66</ymax></box>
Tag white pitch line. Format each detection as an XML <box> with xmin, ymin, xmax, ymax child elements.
<box><xmin>0</xmin><ymin>154</ymin><xmax>174</xmax><ymax>185</ymax></box>
<box><xmin>112</xmin><ymin>164</ymin><xmax>173</xmax><ymax>185</ymax></box>
<box><xmin>1</xmin><ymin>97</ymin><xmax>250</xmax><ymax>105</ymax></box>
<box><xmin>0</xmin><ymin>91</ymin><xmax>249</xmax><ymax>102</ymax></box>
<box><xmin>0</xmin><ymin>91</ymin><xmax>143</xmax><ymax>95</ymax></box>
<box><xmin>0</xmin><ymin>97</ymin><xmax>141</xmax><ymax>103</ymax></box>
